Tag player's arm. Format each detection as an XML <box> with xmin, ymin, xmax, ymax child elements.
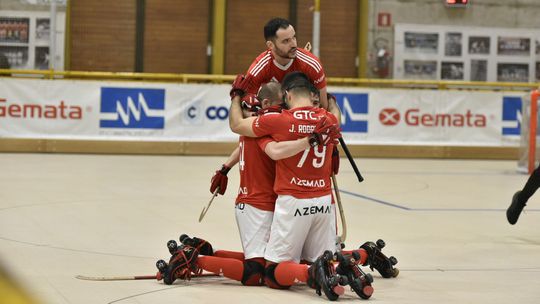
<box><xmin>229</xmin><ymin>95</ymin><xmax>257</xmax><ymax>137</ymax></box>
<box><xmin>224</xmin><ymin>146</ymin><xmax>240</xmax><ymax>168</ymax></box>
<box><xmin>264</xmin><ymin>138</ymin><xmax>310</xmax><ymax>160</ymax></box>
<box><xmin>228</xmin><ymin>74</ymin><xmax>258</xmax><ymax>137</ymax></box>
<box><xmin>326</xmin><ymin>92</ymin><xmax>342</xmax><ymax>123</ymax></box>
<box><xmin>260</xmin><ymin>117</ymin><xmax>341</xmax><ymax>160</ymax></box>
<box><xmin>319</xmin><ymin>87</ymin><xmax>329</xmax><ymax>110</ymax></box>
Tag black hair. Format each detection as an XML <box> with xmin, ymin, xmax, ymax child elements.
<box><xmin>281</xmin><ymin>71</ymin><xmax>317</xmax><ymax>102</ymax></box>
<box><xmin>264</xmin><ymin>17</ymin><xmax>291</xmax><ymax>41</ymax></box>
<box><xmin>281</xmin><ymin>71</ymin><xmax>319</xmax><ymax>96</ymax></box>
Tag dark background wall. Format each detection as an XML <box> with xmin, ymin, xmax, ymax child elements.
<box><xmin>224</xmin><ymin>0</ymin><xmax>290</xmax><ymax>75</ymax></box>
<box><xmin>144</xmin><ymin>0</ymin><xmax>210</xmax><ymax>73</ymax></box>
<box><xmin>68</xmin><ymin>0</ymin><xmax>359</xmax><ymax>76</ymax></box>
<box><xmin>70</xmin><ymin>0</ymin><xmax>136</xmax><ymax>72</ymax></box>
<box><xmin>66</xmin><ymin>0</ymin><xmax>540</xmax><ymax>77</ymax></box>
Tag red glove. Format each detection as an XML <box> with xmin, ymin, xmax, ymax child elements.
<box><xmin>308</xmin><ymin>116</ymin><xmax>341</xmax><ymax>147</ymax></box>
<box><xmin>230</xmin><ymin>74</ymin><xmax>250</xmax><ymax>100</ymax></box>
<box><xmin>332</xmin><ymin>146</ymin><xmax>340</xmax><ymax>175</ymax></box>
<box><xmin>241</xmin><ymin>93</ymin><xmax>261</xmax><ymax>113</ymax></box>
<box><xmin>210</xmin><ymin>164</ymin><xmax>231</xmax><ymax>195</ymax></box>
<box><xmin>257</xmin><ymin>105</ymin><xmax>283</xmax><ymax>116</ymax></box>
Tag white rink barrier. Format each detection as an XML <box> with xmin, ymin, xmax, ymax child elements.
<box><xmin>0</xmin><ymin>77</ymin><xmax>526</xmax><ymax>147</ymax></box>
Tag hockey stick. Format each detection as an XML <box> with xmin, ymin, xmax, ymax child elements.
<box><xmin>338</xmin><ymin>137</ymin><xmax>364</xmax><ymax>183</ymax></box>
<box><xmin>198</xmin><ymin>187</ymin><xmax>219</xmax><ymax>222</ymax></box>
<box><xmin>75</xmin><ymin>273</ymin><xmax>219</xmax><ymax>281</ymax></box>
<box><xmin>332</xmin><ymin>174</ymin><xmax>347</xmax><ymax>245</ymax></box>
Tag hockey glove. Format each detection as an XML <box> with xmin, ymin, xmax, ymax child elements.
<box><xmin>210</xmin><ymin>164</ymin><xmax>231</xmax><ymax>195</ymax></box>
<box><xmin>241</xmin><ymin>93</ymin><xmax>262</xmax><ymax>113</ymax></box>
<box><xmin>308</xmin><ymin>116</ymin><xmax>341</xmax><ymax>147</ymax></box>
<box><xmin>230</xmin><ymin>74</ymin><xmax>250</xmax><ymax>100</ymax></box>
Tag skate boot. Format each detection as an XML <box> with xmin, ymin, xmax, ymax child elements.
<box><xmin>360</xmin><ymin>239</ymin><xmax>399</xmax><ymax>278</ymax></box>
<box><xmin>307</xmin><ymin>250</ymin><xmax>345</xmax><ymax>301</ymax></box>
<box><xmin>335</xmin><ymin>251</ymin><xmax>374</xmax><ymax>299</ymax></box>
<box><xmin>180</xmin><ymin>234</ymin><xmax>214</xmax><ymax>256</ymax></box>
<box><xmin>155</xmin><ymin>241</ymin><xmax>200</xmax><ymax>285</ymax></box>
<box><xmin>507</xmin><ymin>191</ymin><xmax>526</xmax><ymax>225</ymax></box>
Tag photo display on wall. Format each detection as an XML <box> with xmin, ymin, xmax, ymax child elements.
<box><xmin>394</xmin><ymin>24</ymin><xmax>540</xmax><ymax>82</ymax></box>
<box><xmin>0</xmin><ymin>11</ymin><xmax>64</xmax><ymax>70</ymax></box>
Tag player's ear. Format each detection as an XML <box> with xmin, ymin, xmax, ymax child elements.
<box><xmin>266</xmin><ymin>40</ymin><xmax>273</xmax><ymax>50</ymax></box>
<box><xmin>262</xmin><ymin>98</ymin><xmax>272</xmax><ymax>108</ymax></box>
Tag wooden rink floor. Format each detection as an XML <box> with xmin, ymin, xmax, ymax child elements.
<box><xmin>1</xmin><ymin>153</ymin><xmax>539</xmax><ymax>304</ymax></box>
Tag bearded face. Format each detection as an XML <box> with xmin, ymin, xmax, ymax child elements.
<box><xmin>270</xmin><ymin>25</ymin><xmax>297</xmax><ymax>60</ymax></box>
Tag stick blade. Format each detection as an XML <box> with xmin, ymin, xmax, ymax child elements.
<box><xmin>198</xmin><ymin>208</ymin><xmax>206</xmax><ymax>222</ymax></box>
<box><xmin>76</xmin><ymin>274</ymin><xmax>157</xmax><ymax>281</ymax></box>
<box><xmin>76</xmin><ymin>273</ymin><xmax>218</xmax><ymax>281</ymax></box>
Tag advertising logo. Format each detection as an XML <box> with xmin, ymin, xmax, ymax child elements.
<box><xmin>379</xmin><ymin>108</ymin><xmax>400</xmax><ymax>126</ymax></box>
<box><xmin>501</xmin><ymin>96</ymin><xmax>522</xmax><ymax>136</ymax></box>
<box><xmin>182</xmin><ymin>99</ymin><xmax>203</xmax><ymax>125</ymax></box>
<box><xmin>334</xmin><ymin>93</ymin><xmax>368</xmax><ymax>133</ymax></box>
<box><xmin>100</xmin><ymin>87</ymin><xmax>165</xmax><ymax>129</ymax></box>
<box><xmin>206</xmin><ymin>106</ymin><xmax>229</xmax><ymax>120</ymax></box>
<box><xmin>0</xmin><ymin>97</ymin><xmax>82</xmax><ymax>119</ymax></box>
<box><xmin>377</xmin><ymin>108</ymin><xmax>486</xmax><ymax>128</ymax></box>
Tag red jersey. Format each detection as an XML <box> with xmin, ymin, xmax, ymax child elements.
<box><xmin>235</xmin><ymin>135</ymin><xmax>277</xmax><ymax>211</ymax></box>
<box><xmin>244</xmin><ymin>48</ymin><xmax>326</xmax><ymax>94</ymax></box>
<box><xmin>252</xmin><ymin>107</ymin><xmax>337</xmax><ymax>199</ymax></box>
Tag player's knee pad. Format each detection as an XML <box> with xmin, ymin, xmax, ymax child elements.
<box><xmin>264</xmin><ymin>263</ymin><xmax>291</xmax><ymax>290</ymax></box>
<box><xmin>241</xmin><ymin>259</ymin><xmax>265</xmax><ymax>286</ymax></box>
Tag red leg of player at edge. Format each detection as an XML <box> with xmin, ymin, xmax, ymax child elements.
<box><xmin>197</xmin><ymin>256</ymin><xmax>265</xmax><ymax>286</ymax></box>
<box><xmin>273</xmin><ymin>262</ymin><xmax>309</xmax><ymax>285</ymax></box>
<box><xmin>213</xmin><ymin>250</ymin><xmax>245</xmax><ymax>261</ymax></box>
<box><xmin>342</xmin><ymin>248</ymin><xmax>368</xmax><ymax>265</ymax></box>
<box><xmin>197</xmin><ymin>256</ymin><xmax>243</xmax><ymax>281</ymax></box>
<box><xmin>268</xmin><ymin>249</ymin><xmax>367</xmax><ymax>287</ymax></box>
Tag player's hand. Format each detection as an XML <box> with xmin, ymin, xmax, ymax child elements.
<box><xmin>210</xmin><ymin>164</ymin><xmax>231</xmax><ymax>195</ymax></box>
<box><xmin>327</xmin><ymin>93</ymin><xmax>337</xmax><ymax>103</ymax></box>
<box><xmin>332</xmin><ymin>146</ymin><xmax>340</xmax><ymax>175</ymax></box>
<box><xmin>230</xmin><ymin>74</ymin><xmax>250</xmax><ymax>100</ymax></box>
<box><xmin>308</xmin><ymin>116</ymin><xmax>341</xmax><ymax>147</ymax></box>
<box><xmin>241</xmin><ymin>93</ymin><xmax>261</xmax><ymax>113</ymax></box>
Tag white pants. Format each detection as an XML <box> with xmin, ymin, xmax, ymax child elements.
<box><xmin>235</xmin><ymin>203</ymin><xmax>274</xmax><ymax>260</ymax></box>
<box><xmin>264</xmin><ymin>194</ymin><xmax>336</xmax><ymax>263</ymax></box>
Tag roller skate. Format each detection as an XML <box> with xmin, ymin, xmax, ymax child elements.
<box><xmin>179</xmin><ymin>234</ymin><xmax>214</xmax><ymax>256</ymax></box>
<box><xmin>307</xmin><ymin>250</ymin><xmax>345</xmax><ymax>301</ymax></box>
<box><xmin>360</xmin><ymin>239</ymin><xmax>399</xmax><ymax>278</ymax></box>
<box><xmin>155</xmin><ymin>239</ymin><xmax>200</xmax><ymax>285</ymax></box>
<box><xmin>335</xmin><ymin>251</ymin><xmax>374</xmax><ymax>299</ymax></box>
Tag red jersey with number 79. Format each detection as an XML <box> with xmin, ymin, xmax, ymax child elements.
<box><xmin>243</xmin><ymin>48</ymin><xmax>326</xmax><ymax>95</ymax></box>
<box><xmin>252</xmin><ymin>107</ymin><xmax>337</xmax><ymax>199</ymax></box>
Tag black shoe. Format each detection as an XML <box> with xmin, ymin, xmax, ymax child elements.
<box><xmin>335</xmin><ymin>252</ymin><xmax>374</xmax><ymax>299</ymax></box>
<box><xmin>360</xmin><ymin>239</ymin><xmax>399</xmax><ymax>278</ymax></box>
<box><xmin>307</xmin><ymin>250</ymin><xmax>344</xmax><ymax>301</ymax></box>
<box><xmin>180</xmin><ymin>234</ymin><xmax>214</xmax><ymax>255</ymax></box>
<box><xmin>507</xmin><ymin>191</ymin><xmax>526</xmax><ymax>225</ymax></box>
